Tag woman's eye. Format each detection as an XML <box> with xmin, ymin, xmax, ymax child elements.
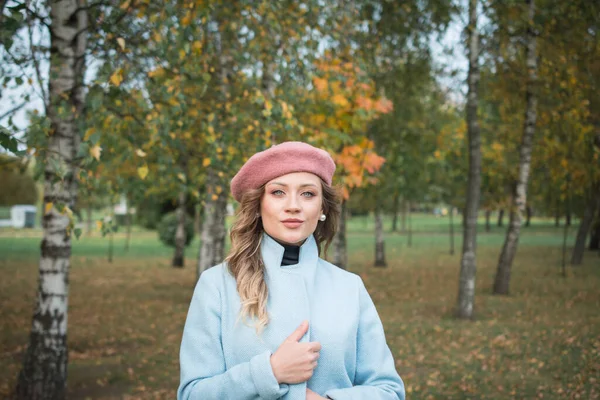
<box><xmin>272</xmin><ymin>190</ymin><xmax>284</xmax><ymax>196</ymax></box>
<box><xmin>302</xmin><ymin>192</ymin><xmax>316</xmax><ymax>198</ymax></box>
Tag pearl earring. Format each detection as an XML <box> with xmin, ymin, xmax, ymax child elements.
<box><xmin>319</xmin><ymin>214</ymin><xmax>326</xmax><ymax>221</ymax></box>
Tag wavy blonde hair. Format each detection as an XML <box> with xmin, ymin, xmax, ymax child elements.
<box><xmin>225</xmin><ymin>180</ymin><xmax>340</xmax><ymax>334</ymax></box>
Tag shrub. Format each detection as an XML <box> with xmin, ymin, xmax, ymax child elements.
<box><xmin>157</xmin><ymin>211</ymin><xmax>195</xmax><ymax>247</ymax></box>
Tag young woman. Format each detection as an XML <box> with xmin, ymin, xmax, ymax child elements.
<box><xmin>178</xmin><ymin>142</ymin><xmax>405</xmax><ymax>400</ymax></box>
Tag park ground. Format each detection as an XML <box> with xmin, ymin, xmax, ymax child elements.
<box><xmin>0</xmin><ymin>214</ymin><xmax>599</xmax><ymax>399</ymax></box>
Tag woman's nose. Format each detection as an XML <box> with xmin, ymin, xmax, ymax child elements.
<box><xmin>285</xmin><ymin>195</ymin><xmax>301</xmax><ymax>212</ymax></box>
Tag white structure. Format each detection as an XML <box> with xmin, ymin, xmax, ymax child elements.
<box><xmin>113</xmin><ymin>195</ymin><xmax>136</xmax><ymax>216</ymax></box>
<box><xmin>0</xmin><ymin>205</ymin><xmax>37</xmax><ymax>228</ymax></box>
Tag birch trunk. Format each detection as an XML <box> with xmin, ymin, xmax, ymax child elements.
<box><xmin>457</xmin><ymin>0</ymin><xmax>482</xmax><ymax>319</ymax></box>
<box><xmin>449</xmin><ymin>207</ymin><xmax>455</xmax><ymax>255</ymax></box>
<box><xmin>125</xmin><ymin>211</ymin><xmax>132</xmax><ymax>252</ymax></box>
<box><xmin>497</xmin><ymin>209</ymin><xmax>504</xmax><ymax>227</ymax></box>
<box><xmin>401</xmin><ymin>198</ymin><xmax>407</xmax><ymax>232</ymax></box>
<box><xmin>86</xmin><ymin>203</ymin><xmax>92</xmax><ymax>236</ymax></box>
<box><xmin>333</xmin><ymin>201</ymin><xmax>348</xmax><ymax>270</ymax></box>
<box><xmin>173</xmin><ymin>190</ymin><xmax>186</xmax><ymax>268</ymax></box>
<box><xmin>197</xmin><ymin>169</ymin><xmax>228</xmax><ymax>278</ymax></box>
<box><xmin>391</xmin><ymin>191</ymin><xmax>400</xmax><ymax>232</ymax></box>
<box><xmin>589</xmin><ymin>209</ymin><xmax>600</xmax><ymax>251</ymax></box>
<box><xmin>374</xmin><ymin>206</ymin><xmax>386</xmax><ymax>267</ymax></box>
<box><xmin>571</xmin><ymin>187</ymin><xmax>600</xmax><ymax>265</ymax></box>
<box><xmin>493</xmin><ymin>0</ymin><xmax>538</xmax><ymax>295</ymax></box>
<box><xmin>407</xmin><ymin>202</ymin><xmax>412</xmax><ymax>248</ymax></box>
<box><xmin>16</xmin><ymin>1</ymin><xmax>87</xmax><ymax>397</ymax></box>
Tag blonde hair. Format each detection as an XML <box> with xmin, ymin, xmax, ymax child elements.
<box><xmin>225</xmin><ymin>180</ymin><xmax>340</xmax><ymax>334</ymax></box>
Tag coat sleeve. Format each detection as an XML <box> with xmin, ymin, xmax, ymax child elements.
<box><xmin>323</xmin><ymin>276</ymin><xmax>405</xmax><ymax>400</ymax></box>
<box><xmin>177</xmin><ymin>268</ymin><xmax>290</xmax><ymax>400</ymax></box>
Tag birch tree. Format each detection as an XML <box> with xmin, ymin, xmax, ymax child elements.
<box><xmin>493</xmin><ymin>0</ymin><xmax>538</xmax><ymax>294</ymax></box>
<box><xmin>457</xmin><ymin>0</ymin><xmax>482</xmax><ymax>319</ymax></box>
<box><xmin>16</xmin><ymin>0</ymin><xmax>87</xmax><ymax>397</ymax></box>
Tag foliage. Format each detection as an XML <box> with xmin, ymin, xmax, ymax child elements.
<box><xmin>0</xmin><ymin>154</ymin><xmax>37</xmax><ymax>206</ymax></box>
<box><xmin>157</xmin><ymin>211</ymin><xmax>195</xmax><ymax>248</ymax></box>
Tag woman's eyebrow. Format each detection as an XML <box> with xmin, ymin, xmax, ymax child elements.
<box><xmin>268</xmin><ymin>182</ymin><xmax>319</xmax><ymax>188</ymax></box>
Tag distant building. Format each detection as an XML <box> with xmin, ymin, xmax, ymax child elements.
<box><xmin>0</xmin><ymin>205</ymin><xmax>37</xmax><ymax>228</ymax></box>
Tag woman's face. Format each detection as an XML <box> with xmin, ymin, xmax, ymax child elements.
<box><xmin>260</xmin><ymin>172</ymin><xmax>324</xmax><ymax>246</ymax></box>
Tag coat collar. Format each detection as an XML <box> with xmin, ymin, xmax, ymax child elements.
<box><xmin>260</xmin><ymin>233</ymin><xmax>319</xmax><ymax>289</ymax></box>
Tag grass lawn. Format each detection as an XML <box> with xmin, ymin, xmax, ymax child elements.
<box><xmin>0</xmin><ymin>214</ymin><xmax>598</xmax><ymax>399</ymax></box>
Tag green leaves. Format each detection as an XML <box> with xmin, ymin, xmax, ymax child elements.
<box><xmin>0</xmin><ymin>128</ymin><xmax>19</xmax><ymax>153</ymax></box>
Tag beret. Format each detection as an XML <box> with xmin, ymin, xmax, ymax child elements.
<box><xmin>230</xmin><ymin>141</ymin><xmax>336</xmax><ymax>202</ymax></box>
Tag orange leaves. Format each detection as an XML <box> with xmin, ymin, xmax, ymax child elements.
<box><xmin>355</xmin><ymin>96</ymin><xmax>373</xmax><ymax>110</ymax></box>
<box><xmin>355</xmin><ymin>95</ymin><xmax>393</xmax><ymax>114</ymax></box>
<box><xmin>313</xmin><ymin>77</ymin><xmax>328</xmax><ymax>92</ymax></box>
<box><xmin>333</xmin><ymin>140</ymin><xmax>386</xmax><ymax>198</ymax></box>
<box><xmin>331</xmin><ymin>94</ymin><xmax>350</xmax><ymax>108</ymax></box>
<box><xmin>374</xmin><ymin>97</ymin><xmax>393</xmax><ymax>114</ymax></box>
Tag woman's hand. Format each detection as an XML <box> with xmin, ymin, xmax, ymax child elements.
<box><xmin>270</xmin><ymin>320</ymin><xmax>321</xmax><ymax>384</ymax></box>
<box><xmin>306</xmin><ymin>388</ymin><xmax>328</xmax><ymax>399</ymax></box>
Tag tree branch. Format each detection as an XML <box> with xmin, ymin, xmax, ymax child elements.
<box><xmin>0</xmin><ymin>101</ymin><xmax>28</xmax><ymax>121</ymax></box>
<box><xmin>26</xmin><ymin>0</ymin><xmax>49</xmax><ymax>112</ymax></box>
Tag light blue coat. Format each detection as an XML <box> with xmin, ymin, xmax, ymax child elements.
<box><xmin>178</xmin><ymin>233</ymin><xmax>405</xmax><ymax>400</ymax></box>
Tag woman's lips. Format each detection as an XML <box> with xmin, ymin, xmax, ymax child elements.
<box><xmin>282</xmin><ymin>220</ymin><xmax>303</xmax><ymax>229</ymax></box>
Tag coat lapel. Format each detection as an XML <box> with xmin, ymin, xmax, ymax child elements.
<box><xmin>261</xmin><ymin>233</ymin><xmax>319</xmax><ymax>398</ymax></box>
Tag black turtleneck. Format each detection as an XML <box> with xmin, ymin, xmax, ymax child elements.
<box><xmin>264</xmin><ymin>234</ymin><xmax>301</xmax><ymax>266</ymax></box>
<box><xmin>281</xmin><ymin>243</ymin><xmax>300</xmax><ymax>266</ymax></box>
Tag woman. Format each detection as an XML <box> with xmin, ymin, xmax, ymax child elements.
<box><xmin>178</xmin><ymin>142</ymin><xmax>405</xmax><ymax>400</ymax></box>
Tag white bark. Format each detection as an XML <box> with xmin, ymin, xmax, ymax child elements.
<box><xmin>197</xmin><ymin>169</ymin><xmax>228</xmax><ymax>278</ymax></box>
<box><xmin>17</xmin><ymin>0</ymin><xmax>87</xmax><ymax>398</ymax></box>
<box><xmin>493</xmin><ymin>0</ymin><xmax>538</xmax><ymax>295</ymax></box>
<box><xmin>457</xmin><ymin>0</ymin><xmax>482</xmax><ymax>319</ymax></box>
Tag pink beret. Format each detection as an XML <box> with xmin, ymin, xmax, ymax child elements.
<box><xmin>231</xmin><ymin>141</ymin><xmax>336</xmax><ymax>202</ymax></box>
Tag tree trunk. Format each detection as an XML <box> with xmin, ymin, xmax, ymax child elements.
<box><xmin>197</xmin><ymin>169</ymin><xmax>228</xmax><ymax>279</ymax></box>
<box><xmin>194</xmin><ymin>201</ymin><xmax>202</xmax><ymax>235</ymax></box>
<box><xmin>333</xmin><ymin>200</ymin><xmax>348</xmax><ymax>270</ymax></box>
<box><xmin>407</xmin><ymin>201</ymin><xmax>412</xmax><ymax>248</ymax></box>
<box><xmin>525</xmin><ymin>205</ymin><xmax>532</xmax><ymax>227</ymax></box>
<box><xmin>391</xmin><ymin>191</ymin><xmax>400</xmax><ymax>232</ymax></box>
<box><xmin>493</xmin><ymin>0</ymin><xmax>538</xmax><ymax>295</ymax></box>
<box><xmin>86</xmin><ymin>203</ymin><xmax>92</xmax><ymax>236</ymax></box>
<box><xmin>457</xmin><ymin>0</ymin><xmax>482</xmax><ymax>320</ymax></box>
<box><xmin>485</xmin><ymin>210</ymin><xmax>491</xmax><ymax>232</ymax></box>
<box><xmin>173</xmin><ymin>190</ymin><xmax>187</xmax><ymax>268</ymax></box>
<box><xmin>374</xmin><ymin>206</ymin><xmax>386</xmax><ymax>267</ymax></box>
<box><xmin>124</xmin><ymin>196</ymin><xmax>132</xmax><ymax>252</ymax></box>
<box><xmin>555</xmin><ymin>211</ymin><xmax>560</xmax><ymax>227</ymax></box>
<box><xmin>589</xmin><ymin>213</ymin><xmax>600</xmax><ymax>251</ymax></box>
<box><xmin>566</xmin><ymin>210</ymin><xmax>572</xmax><ymax>226</ymax></box>
<box><xmin>17</xmin><ymin>1</ymin><xmax>87</xmax><ymax>397</ymax></box>
<box><xmin>497</xmin><ymin>209</ymin><xmax>504</xmax><ymax>227</ymax></box>
<box><xmin>125</xmin><ymin>212</ymin><xmax>132</xmax><ymax>252</ymax></box>
<box><xmin>262</xmin><ymin>60</ymin><xmax>277</xmax><ymax>145</ymax></box>
<box><xmin>401</xmin><ymin>197</ymin><xmax>407</xmax><ymax>232</ymax></box>
<box><xmin>571</xmin><ymin>187</ymin><xmax>600</xmax><ymax>265</ymax></box>
<box><xmin>449</xmin><ymin>207</ymin><xmax>455</xmax><ymax>255</ymax></box>
<box><xmin>562</xmin><ymin>202</ymin><xmax>570</xmax><ymax>277</ymax></box>
<box><xmin>108</xmin><ymin>228</ymin><xmax>114</xmax><ymax>263</ymax></box>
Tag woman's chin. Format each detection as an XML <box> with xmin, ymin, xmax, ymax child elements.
<box><xmin>273</xmin><ymin>232</ymin><xmax>308</xmax><ymax>246</ymax></box>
